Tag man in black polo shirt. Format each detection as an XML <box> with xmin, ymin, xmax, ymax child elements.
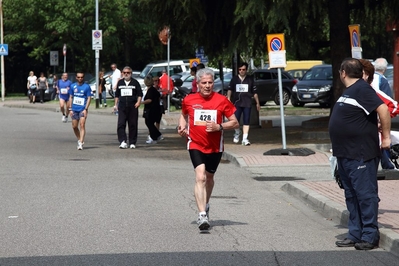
<box><xmin>113</xmin><ymin>66</ymin><xmax>143</xmax><ymax>149</ymax></box>
<box><xmin>329</xmin><ymin>58</ymin><xmax>391</xmax><ymax>250</ymax></box>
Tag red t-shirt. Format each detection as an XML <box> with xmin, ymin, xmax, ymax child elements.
<box><xmin>159</xmin><ymin>74</ymin><xmax>174</xmax><ymax>95</ymax></box>
<box><xmin>182</xmin><ymin>92</ymin><xmax>236</xmax><ymax>153</ymax></box>
<box><xmin>191</xmin><ymin>79</ymin><xmax>197</xmax><ymax>93</ymax></box>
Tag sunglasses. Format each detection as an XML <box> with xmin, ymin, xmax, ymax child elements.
<box><xmin>123</xmin><ymin>72</ymin><xmax>131</xmax><ymax>74</ymax></box>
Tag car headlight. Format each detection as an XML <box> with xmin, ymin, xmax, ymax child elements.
<box><xmin>292</xmin><ymin>85</ymin><xmax>297</xmax><ymax>92</ymax></box>
<box><xmin>319</xmin><ymin>84</ymin><xmax>331</xmax><ymax>92</ymax></box>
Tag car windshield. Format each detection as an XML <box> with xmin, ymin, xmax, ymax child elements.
<box><xmin>215</xmin><ymin>72</ymin><xmax>232</xmax><ymax>83</ymax></box>
<box><xmin>302</xmin><ymin>67</ymin><xmax>332</xmax><ymax>80</ymax></box>
<box><xmin>139</xmin><ymin>65</ymin><xmax>152</xmax><ymax>78</ymax></box>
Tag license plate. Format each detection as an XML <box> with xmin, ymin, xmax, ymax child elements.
<box><xmin>302</xmin><ymin>94</ymin><xmax>311</xmax><ymax>99</ymax></box>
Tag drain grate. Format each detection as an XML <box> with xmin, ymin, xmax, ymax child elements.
<box><xmin>253</xmin><ymin>176</ymin><xmax>305</xmax><ymax>181</ymax></box>
<box><xmin>263</xmin><ymin>148</ymin><xmax>315</xmax><ymax>156</ymax></box>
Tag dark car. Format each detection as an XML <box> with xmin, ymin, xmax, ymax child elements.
<box><xmin>253</xmin><ymin>69</ymin><xmax>297</xmax><ymax>105</ymax></box>
<box><xmin>291</xmin><ymin>64</ymin><xmax>332</xmax><ymax>107</ymax></box>
<box><xmin>213</xmin><ymin>72</ymin><xmax>232</xmax><ymax>95</ymax></box>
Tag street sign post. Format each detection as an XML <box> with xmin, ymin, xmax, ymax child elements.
<box><xmin>266</xmin><ymin>33</ymin><xmax>288</xmax><ymax>152</ymax></box>
<box><xmin>63</xmin><ymin>44</ymin><xmax>67</xmax><ymax>72</ymax></box>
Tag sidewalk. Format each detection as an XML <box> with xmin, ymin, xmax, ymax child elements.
<box><xmin>2</xmin><ymin>100</ymin><xmax>399</xmax><ymax>256</ymax></box>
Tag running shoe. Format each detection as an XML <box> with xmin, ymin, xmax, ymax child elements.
<box><xmin>119</xmin><ymin>141</ymin><xmax>128</xmax><ymax>149</ymax></box>
<box><xmin>205</xmin><ymin>204</ymin><xmax>210</xmax><ymax>220</ymax></box>
<box><xmin>147</xmin><ymin>135</ymin><xmax>152</xmax><ymax>141</ymax></box>
<box><xmin>130</xmin><ymin>144</ymin><xmax>136</xmax><ymax>149</ymax></box>
<box><xmin>242</xmin><ymin>139</ymin><xmax>251</xmax><ymax>146</ymax></box>
<box><xmin>62</xmin><ymin>115</ymin><xmax>67</xmax><ymax>123</ymax></box>
<box><xmin>157</xmin><ymin>135</ymin><xmax>164</xmax><ymax>141</ymax></box>
<box><xmin>233</xmin><ymin>130</ymin><xmax>241</xmax><ymax>143</ymax></box>
<box><xmin>100</xmin><ymin>104</ymin><xmax>103</xmax><ymax>107</ymax></box>
<box><xmin>64</xmin><ymin>115</ymin><xmax>68</xmax><ymax>123</ymax></box>
<box><xmin>197</xmin><ymin>214</ymin><xmax>210</xmax><ymax>231</ymax></box>
<box><xmin>104</xmin><ymin>103</ymin><xmax>107</xmax><ymax>107</ymax></box>
<box><xmin>146</xmin><ymin>139</ymin><xmax>157</xmax><ymax>144</ymax></box>
<box><xmin>77</xmin><ymin>140</ymin><xmax>83</xmax><ymax>150</ymax></box>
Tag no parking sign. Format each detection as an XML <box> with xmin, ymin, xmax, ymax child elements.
<box><xmin>348</xmin><ymin>24</ymin><xmax>362</xmax><ymax>59</ymax></box>
<box><xmin>266</xmin><ymin>33</ymin><xmax>286</xmax><ymax>68</ymax></box>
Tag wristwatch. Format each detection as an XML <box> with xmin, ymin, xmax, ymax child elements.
<box><xmin>219</xmin><ymin>124</ymin><xmax>223</xmax><ymax>131</ymax></box>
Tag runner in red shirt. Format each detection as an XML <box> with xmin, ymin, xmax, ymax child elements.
<box><xmin>178</xmin><ymin>68</ymin><xmax>239</xmax><ymax>231</ymax></box>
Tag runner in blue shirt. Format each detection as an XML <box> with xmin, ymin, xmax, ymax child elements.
<box><xmin>58</xmin><ymin>73</ymin><xmax>73</xmax><ymax>122</ymax></box>
<box><xmin>67</xmin><ymin>72</ymin><xmax>92</xmax><ymax>150</ymax></box>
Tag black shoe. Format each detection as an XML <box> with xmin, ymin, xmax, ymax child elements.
<box><xmin>336</xmin><ymin>238</ymin><xmax>356</xmax><ymax>247</ymax></box>
<box><xmin>355</xmin><ymin>241</ymin><xmax>377</xmax><ymax>250</ymax></box>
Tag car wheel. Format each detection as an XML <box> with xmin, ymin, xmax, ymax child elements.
<box><xmin>291</xmin><ymin>96</ymin><xmax>305</xmax><ymax>107</ymax></box>
<box><xmin>273</xmin><ymin>89</ymin><xmax>290</xmax><ymax>105</ymax></box>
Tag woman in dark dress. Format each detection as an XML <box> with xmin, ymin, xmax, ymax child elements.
<box><xmin>142</xmin><ymin>75</ymin><xmax>162</xmax><ymax>144</ymax></box>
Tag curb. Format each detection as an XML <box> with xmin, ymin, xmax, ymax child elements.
<box><xmin>281</xmin><ymin>182</ymin><xmax>399</xmax><ymax>256</ymax></box>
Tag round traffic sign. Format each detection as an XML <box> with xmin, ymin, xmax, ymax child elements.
<box><xmin>93</xmin><ymin>30</ymin><xmax>101</xmax><ymax>39</ymax></box>
<box><xmin>270</xmin><ymin>37</ymin><xmax>283</xmax><ymax>51</ymax></box>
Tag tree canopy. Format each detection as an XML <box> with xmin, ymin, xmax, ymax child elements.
<box><xmin>3</xmin><ymin>0</ymin><xmax>399</xmax><ymax>94</ymax></box>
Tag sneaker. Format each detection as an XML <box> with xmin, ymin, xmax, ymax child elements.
<box><xmin>64</xmin><ymin>116</ymin><xmax>68</xmax><ymax>123</ymax></box>
<box><xmin>62</xmin><ymin>116</ymin><xmax>67</xmax><ymax>123</ymax></box>
<box><xmin>119</xmin><ymin>141</ymin><xmax>128</xmax><ymax>149</ymax></box>
<box><xmin>157</xmin><ymin>135</ymin><xmax>164</xmax><ymax>141</ymax></box>
<box><xmin>197</xmin><ymin>214</ymin><xmax>210</xmax><ymax>231</ymax></box>
<box><xmin>205</xmin><ymin>204</ymin><xmax>210</xmax><ymax>220</ymax></box>
<box><xmin>146</xmin><ymin>139</ymin><xmax>157</xmax><ymax>144</ymax></box>
<box><xmin>242</xmin><ymin>139</ymin><xmax>251</xmax><ymax>146</ymax></box>
<box><xmin>147</xmin><ymin>135</ymin><xmax>152</xmax><ymax>141</ymax></box>
<box><xmin>100</xmin><ymin>104</ymin><xmax>103</xmax><ymax>107</ymax></box>
<box><xmin>354</xmin><ymin>241</ymin><xmax>377</xmax><ymax>250</ymax></box>
<box><xmin>233</xmin><ymin>130</ymin><xmax>241</xmax><ymax>143</ymax></box>
<box><xmin>335</xmin><ymin>238</ymin><xmax>356</xmax><ymax>247</ymax></box>
<box><xmin>130</xmin><ymin>144</ymin><xmax>136</xmax><ymax>149</ymax></box>
<box><xmin>77</xmin><ymin>141</ymin><xmax>83</xmax><ymax>150</ymax></box>
<box><xmin>104</xmin><ymin>103</ymin><xmax>107</xmax><ymax>107</ymax></box>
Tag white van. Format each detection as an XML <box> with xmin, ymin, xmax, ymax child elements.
<box><xmin>136</xmin><ymin>60</ymin><xmax>190</xmax><ymax>89</ymax></box>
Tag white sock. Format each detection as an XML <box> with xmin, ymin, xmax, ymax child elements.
<box><xmin>199</xmin><ymin>211</ymin><xmax>206</xmax><ymax>216</ymax></box>
<box><xmin>243</xmin><ymin>134</ymin><xmax>248</xmax><ymax>140</ymax></box>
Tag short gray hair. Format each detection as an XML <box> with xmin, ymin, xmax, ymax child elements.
<box><xmin>196</xmin><ymin>68</ymin><xmax>214</xmax><ymax>82</ymax></box>
<box><xmin>374</xmin><ymin>58</ymin><xmax>388</xmax><ymax>72</ymax></box>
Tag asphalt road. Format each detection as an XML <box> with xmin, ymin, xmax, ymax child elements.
<box><xmin>0</xmin><ymin>107</ymin><xmax>398</xmax><ymax>265</ymax></box>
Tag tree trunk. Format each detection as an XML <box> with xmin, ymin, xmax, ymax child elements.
<box><xmin>328</xmin><ymin>0</ymin><xmax>351</xmax><ymax>111</ymax></box>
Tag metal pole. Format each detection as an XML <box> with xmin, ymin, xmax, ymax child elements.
<box><xmin>167</xmin><ymin>28</ymin><xmax>170</xmax><ymax>113</ymax></box>
<box><xmin>0</xmin><ymin>0</ymin><xmax>4</xmax><ymax>102</ymax></box>
<box><xmin>277</xmin><ymin>68</ymin><xmax>287</xmax><ymax>149</ymax></box>
<box><xmin>95</xmin><ymin>0</ymin><xmax>99</xmax><ymax>108</ymax></box>
<box><xmin>63</xmin><ymin>43</ymin><xmax>66</xmax><ymax>72</ymax></box>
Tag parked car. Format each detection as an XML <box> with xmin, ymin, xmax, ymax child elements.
<box><xmin>291</xmin><ymin>64</ymin><xmax>332</xmax><ymax>107</ymax></box>
<box><xmin>136</xmin><ymin>60</ymin><xmax>190</xmax><ymax>90</ymax></box>
<box><xmin>171</xmin><ymin>71</ymin><xmax>194</xmax><ymax>91</ymax></box>
<box><xmin>213</xmin><ymin>72</ymin><xmax>232</xmax><ymax>95</ymax></box>
<box><xmin>287</xmin><ymin>69</ymin><xmax>308</xmax><ymax>79</ymax></box>
<box><xmin>253</xmin><ymin>69</ymin><xmax>297</xmax><ymax>105</ymax></box>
